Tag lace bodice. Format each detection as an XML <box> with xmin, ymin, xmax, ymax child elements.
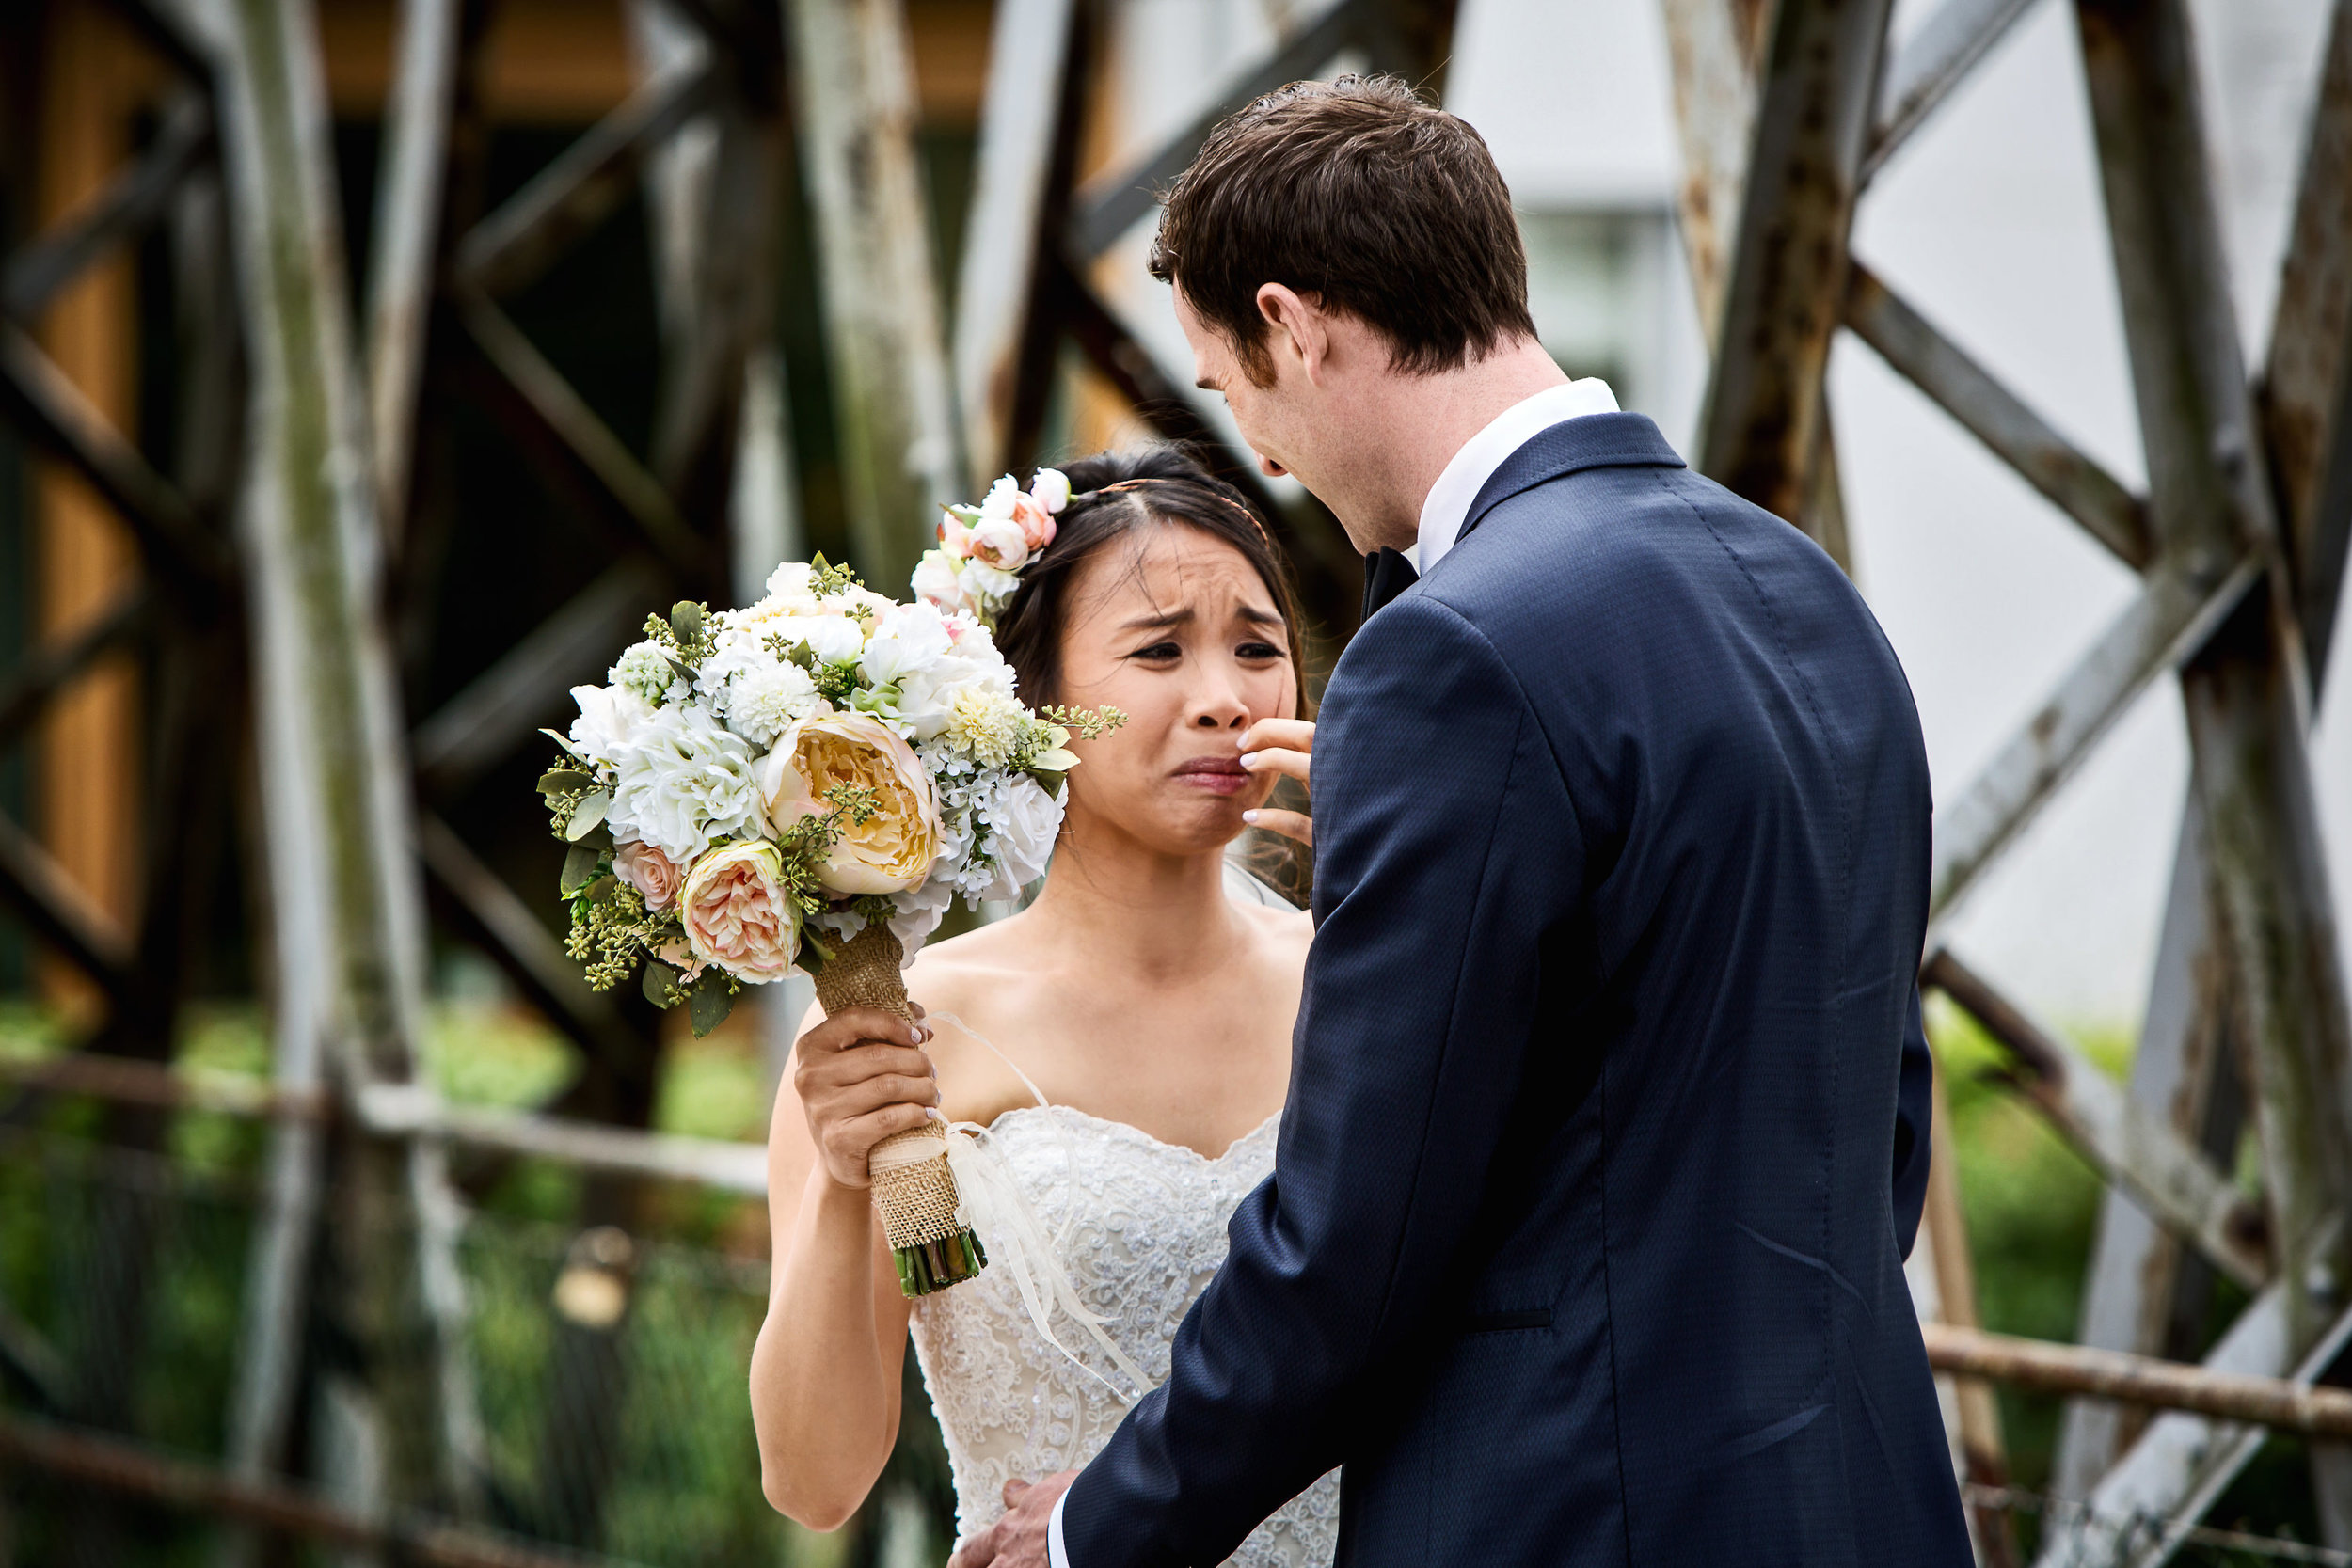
<box><xmin>908</xmin><ymin>1102</ymin><xmax>1341</xmax><ymax>1565</ymax></box>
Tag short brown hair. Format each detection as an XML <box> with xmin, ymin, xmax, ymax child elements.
<box><xmin>1149</xmin><ymin>75</ymin><xmax>1538</xmax><ymax>385</ymax></box>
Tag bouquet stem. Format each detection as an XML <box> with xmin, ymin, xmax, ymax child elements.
<box><xmin>814</xmin><ymin>922</ymin><xmax>988</xmax><ymax>1297</ymax></box>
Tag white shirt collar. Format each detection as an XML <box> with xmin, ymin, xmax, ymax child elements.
<box><xmin>1406</xmin><ymin>378</ymin><xmax>1620</xmax><ymax>573</ymax></box>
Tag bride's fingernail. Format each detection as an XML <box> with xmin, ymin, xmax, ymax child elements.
<box><xmin>1242</xmin><ymin>809</ymin><xmax>1260</xmax><ymax>823</ymax></box>
<box><xmin>1239</xmin><ymin>752</ymin><xmax>1259</xmax><ymax>768</ymax></box>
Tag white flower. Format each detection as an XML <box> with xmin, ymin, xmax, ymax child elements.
<box><xmin>609</xmin><ymin>702</ymin><xmax>764</xmax><ymax>863</ymax></box>
<box><xmin>609</xmin><ymin>641</ymin><xmax>676</xmax><ymax>704</ymax></box>
<box><xmin>887</xmin><ymin>877</ymin><xmax>958</xmax><ymax>961</ymax></box>
<box><xmin>912</xmin><ymin>550</ymin><xmax>969</xmax><ymax>613</ymax></box>
<box><xmin>568</xmin><ymin>684</ymin><xmax>655</xmax><ymax>767</ymax></box>
<box><xmin>764</xmin><ymin>562</ymin><xmax>819</xmax><ymax>606</ymax></box>
<box><xmin>860</xmin><ymin>602</ymin><xmax>954</xmax><ymax>688</ymax></box>
<box><xmin>780</xmin><ymin>614</ymin><xmax>866</xmax><ymax>666</ymax></box>
<box><xmin>977</xmin><ymin>474</ymin><xmax>1023</xmax><ymax>522</ymax></box>
<box><xmin>977</xmin><ymin>774</ymin><xmax>1060</xmax><ymax>897</ymax></box>
<box><xmin>720</xmin><ymin>660</ymin><xmax>820</xmax><ymax>747</ymax></box>
<box><xmin>1031</xmin><ymin>467</ymin><xmax>1071</xmax><ymax>514</ymax></box>
<box><xmin>961</xmin><ymin>561</ymin><xmax>1022</xmax><ymax>607</ymax></box>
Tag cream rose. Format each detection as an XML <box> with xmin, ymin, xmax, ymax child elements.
<box><xmin>679</xmin><ymin>840</ymin><xmax>800</xmax><ymax>981</ymax></box>
<box><xmin>966</xmin><ymin>516</ymin><xmax>1031</xmax><ymax>572</ymax></box>
<box><xmin>757</xmin><ymin>711</ymin><xmax>943</xmax><ymax>894</ymax></box>
<box><xmin>614</xmin><ymin>839</ymin><xmax>684</xmax><ymax>911</ymax></box>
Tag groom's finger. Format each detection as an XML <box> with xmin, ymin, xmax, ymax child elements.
<box><xmin>1238</xmin><ymin>718</ymin><xmax>1314</xmax><ymax>756</ymax></box>
<box><xmin>951</xmin><ymin>1522</ymin><xmax>997</xmax><ymax>1568</ymax></box>
<box><xmin>1243</xmin><ymin>806</ymin><xmax>1312</xmax><ymax>847</ymax></box>
<box><xmin>1238</xmin><ymin>746</ymin><xmax>1311</xmax><ymax>786</ymax></box>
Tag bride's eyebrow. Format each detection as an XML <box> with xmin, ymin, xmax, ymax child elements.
<box><xmin>1120</xmin><ymin>608</ymin><xmax>1192</xmax><ymax>632</ymax></box>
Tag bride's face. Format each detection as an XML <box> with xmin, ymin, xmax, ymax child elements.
<box><xmin>1049</xmin><ymin>522</ymin><xmax>1298</xmax><ymax>857</ymax></box>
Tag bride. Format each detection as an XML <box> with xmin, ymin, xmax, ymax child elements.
<box><xmin>748</xmin><ymin>446</ymin><xmax>1333</xmax><ymax>1565</ymax></box>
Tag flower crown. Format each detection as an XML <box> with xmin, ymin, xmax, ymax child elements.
<box><xmin>912</xmin><ymin>468</ymin><xmax>1071</xmax><ymax>626</ymax></box>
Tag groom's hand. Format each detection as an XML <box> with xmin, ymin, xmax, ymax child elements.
<box><xmin>1238</xmin><ymin>718</ymin><xmax>1315</xmax><ymax>846</ymax></box>
<box><xmin>950</xmin><ymin>1471</ymin><xmax>1076</xmax><ymax>1568</ymax></box>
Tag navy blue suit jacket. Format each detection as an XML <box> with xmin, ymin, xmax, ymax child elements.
<box><xmin>1061</xmin><ymin>414</ymin><xmax>1969</xmax><ymax>1566</ymax></box>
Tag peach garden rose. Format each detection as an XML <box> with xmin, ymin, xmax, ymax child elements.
<box><xmin>678</xmin><ymin>840</ymin><xmax>799</xmax><ymax>981</ymax></box>
<box><xmin>756</xmin><ymin>710</ymin><xmax>943</xmax><ymax>895</ymax></box>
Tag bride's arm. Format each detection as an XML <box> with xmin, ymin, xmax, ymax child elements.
<box><xmin>749</xmin><ymin>1001</ymin><xmax>936</xmax><ymax>1528</ymax></box>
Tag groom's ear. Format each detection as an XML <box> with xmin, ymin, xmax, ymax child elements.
<box><xmin>1254</xmin><ymin>283</ymin><xmax>1329</xmax><ymax>387</ymax></box>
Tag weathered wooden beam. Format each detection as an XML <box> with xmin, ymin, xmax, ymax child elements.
<box><xmin>2054</xmin><ymin>800</ymin><xmax>2247</xmax><ymax>1498</ymax></box>
<box><xmin>0</xmin><ymin>322</ymin><xmax>230</xmax><ymax>595</ymax></box>
<box><xmin>1068</xmin><ymin>0</ymin><xmax>1367</xmax><ymax>261</ymax></box>
<box><xmin>1659</xmin><ymin>0</ymin><xmax>1768</xmax><ymax>345</ymax></box>
<box><xmin>0</xmin><ymin>803</ymin><xmax>136</xmax><ymax>1001</ymax></box>
<box><xmin>2263</xmin><ymin>0</ymin><xmax>2352</xmax><ymax>684</ymax></box>
<box><xmin>1925</xmin><ymin>1323</ymin><xmax>2352</xmax><ymax>1440</ymax></box>
<box><xmin>1928</xmin><ymin>551</ymin><xmax>2258</xmax><ymax>924</ymax></box>
<box><xmin>787</xmin><ymin>0</ymin><xmax>963</xmax><ymax>592</ymax></box>
<box><xmin>452</xmin><ymin>59</ymin><xmax>716</xmax><ymax>300</ymax></box>
<box><xmin>1925</xmin><ymin>947</ymin><xmax>2269</xmax><ymax>1291</ymax></box>
<box><xmin>1844</xmin><ymin>262</ymin><xmax>2153</xmax><ymax>571</ymax></box>
<box><xmin>0</xmin><ymin>1412</ymin><xmax>624</xmax><ymax>1568</ymax></box>
<box><xmin>2037</xmin><ymin>1279</ymin><xmax>2352</xmax><ymax>1567</ymax></box>
<box><xmin>364</xmin><ymin>0</ymin><xmax>466</xmax><ymax>537</ymax></box>
<box><xmin>1863</xmin><ymin>0</ymin><xmax>2040</xmax><ymax>182</ymax></box>
<box><xmin>206</xmin><ymin>0</ymin><xmax>483</xmax><ymax>1519</ymax></box>
<box><xmin>409</xmin><ymin>557</ymin><xmax>667</xmax><ymax>798</ymax></box>
<box><xmin>0</xmin><ymin>587</ymin><xmax>148</xmax><ymax>755</ymax></box>
<box><xmin>457</xmin><ymin>292</ymin><xmax>701</xmax><ymax>570</ymax></box>
<box><xmin>1694</xmin><ymin>0</ymin><xmax>1892</xmax><ymax>526</ymax></box>
<box><xmin>1</xmin><ymin>93</ymin><xmax>213</xmax><ymax>324</ymax></box>
<box><xmin>953</xmin><ymin>0</ymin><xmax>1082</xmax><ymax>482</ymax></box>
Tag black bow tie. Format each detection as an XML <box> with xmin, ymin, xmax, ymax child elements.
<box><xmin>1361</xmin><ymin>547</ymin><xmax>1420</xmax><ymax>620</ymax></box>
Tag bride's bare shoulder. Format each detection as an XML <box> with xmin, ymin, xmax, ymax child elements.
<box><xmin>1234</xmin><ymin>896</ymin><xmax>1313</xmax><ymax>967</ymax></box>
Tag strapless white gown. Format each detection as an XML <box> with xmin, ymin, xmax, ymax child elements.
<box><xmin>907</xmin><ymin>1101</ymin><xmax>1342</xmax><ymax>1566</ymax></box>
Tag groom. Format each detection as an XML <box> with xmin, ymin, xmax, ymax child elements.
<box><xmin>960</xmin><ymin>76</ymin><xmax>1970</xmax><ymax>1567</ymax></box>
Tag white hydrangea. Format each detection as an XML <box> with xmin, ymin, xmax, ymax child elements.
<box><xmin>608</xmin><ymin>702</ymin><xmax>764</xmax><ymax>863</ymax></box>
<box><xmin>720</xmin><ymin>659</ymin><xmax>819</xmax><ymax>747</ymax></box>
<box><xmin>610</xmin><ymin>640</ymin><xmax>676</xmax><ymax>704</ymax></box>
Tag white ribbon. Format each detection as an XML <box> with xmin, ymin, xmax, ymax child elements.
<box><xmin>926</xmin><ymin>1013</ymin><xmax>1155</xmax><ymax>1406</ymax></box>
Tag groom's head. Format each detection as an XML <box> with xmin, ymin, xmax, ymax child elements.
<box><xmin>1152</xmin><ymin>76</ymin><xmax>1539</xmax><ymax>543</ymax></box>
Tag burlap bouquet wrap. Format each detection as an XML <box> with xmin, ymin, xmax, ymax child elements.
<box><xmin>814</xmin><ymin>923</ymin><xmax>988</xmax><ymax>1296</ymax></box>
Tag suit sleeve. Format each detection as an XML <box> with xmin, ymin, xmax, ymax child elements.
<box><xmin>1060</xmin><ymin>597</ymin><xmax>1586</xmax><ymax>1568</ymax></box>
<box><xmin>1891</xmin><ymin>985</ymin><xmax>1932</xmax><ymax>1259</ymax></box>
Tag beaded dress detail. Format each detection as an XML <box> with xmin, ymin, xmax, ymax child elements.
<box><xmin>908</xmin><ymin>1102</ymin><xmax>1341</xmax><ymax>1565</ymax></box>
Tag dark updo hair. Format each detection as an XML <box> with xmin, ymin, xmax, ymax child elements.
<box><xmin>992</xmin><ymin>445</ymin><xmax>1309</xmax><ymax>713</ymax></box>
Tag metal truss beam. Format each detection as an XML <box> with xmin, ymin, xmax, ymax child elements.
<box><xmin>1</xmin><ymin>94</ymin><xmax>214</xmax><ymax>324</ymax></box>
<box><xmin>1844</xmin><ymin>261</ymin><xmax>2153</xmax><ymax>570</ymax></box>
<box><xmin>1865</xmin><ymin>0</ymin><xmax>2041</xmax><ymax>182</ymax></box>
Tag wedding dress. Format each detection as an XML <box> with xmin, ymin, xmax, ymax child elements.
<box><xmin>908</xmin><ymin>1099</ymin><xmax>1342</xmax><ymax>1565</ymax></box>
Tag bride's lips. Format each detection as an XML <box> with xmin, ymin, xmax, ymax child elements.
<box><xmin>1172</xmin><ymin>756</ymin><xmax>1252</xmax><ymax>796</ymax></box>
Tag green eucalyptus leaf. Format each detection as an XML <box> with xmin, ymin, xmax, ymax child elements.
<box><xmin>584</xmin><ymin>874</ymin><xmax>617</xmax><ymax>902</ymax></box>
<box><xmin>538</xmin><ymin>766</ymin><xmax>595</xmax><ymax>797</ymax></box>
<box><xmin>642</xmin><ymin>959</ymin><xmax>682</xmax><ymax>1010</ymax></box>
<box><xmin>689</xmin><ymin>970</ymin><xmax>736</xmax><ymax>1037</ymax></box>
<box><xmin>560</xmin><ymin>843</ymin><xmax>603</xmax><ymax>895</ymax></box>
<box><xmin>564</xmin><ymin>788</ymin><xmax>612</xmax><ymax>842</ymax></box>
<box><xmin>539</xmin><ymin>727</ymin><xmax>586</xmax><ymax>760</ymax></box>
<box><xmin>670</xmin><ymin>601</ymin><xmax>706</xmax><ymax>644</ymax></box>
<box><xmin>796</xmin><ymin>931</ymin><xmax>832</xmax><ymax>976</ymax></box>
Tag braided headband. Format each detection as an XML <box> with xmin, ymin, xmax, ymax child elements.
<box><xmin>1083</xmin><ymin>476</ymin><xmax>1274</xmax><ymax>550</ymax></box>
<box><xmin>914</xmin><ymin>468</ymin><xmax>1275</xmax><ymax>626</ymax></box>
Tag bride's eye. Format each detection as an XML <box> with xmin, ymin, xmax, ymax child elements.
<box><xmin>1236</xmin><ymin>641</ymin><xmax>1284</xmax><ymax>661</ymax></box>
<box><xmin>1129</xmin><ymin>641</ymin><xmax>1182</xmax><ymax>662</ymax></box>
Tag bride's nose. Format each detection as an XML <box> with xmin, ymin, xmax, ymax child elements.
<box><xmin>1187</xmin><ymin>672</ymin><xmax>1250</xmax><ymax>731</ymax></box>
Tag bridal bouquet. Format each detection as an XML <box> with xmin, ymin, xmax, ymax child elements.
<box><xmin>538</xmin><ymin>556</ymin><xmax>1120</xmax><ymax>1293</ymax></box>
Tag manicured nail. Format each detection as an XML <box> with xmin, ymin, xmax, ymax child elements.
<box><xmin>1242</xmin><ymin>809</ymin><xmax>1260</xmax><ymax>823</ymax></box>
<box><xmin>1240</xmin><ymin>752</ymin><xmax>1260</xmax><ymax>768</ymax></box>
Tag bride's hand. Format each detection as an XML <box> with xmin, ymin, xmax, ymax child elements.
<box><xmin>1237</xmin><ymin>717</ymin><xmax>1314</xmax><ymax>846</ymax></box>
<box><xmin>790</xmin><ymin>1006</ymin><xmax>940</xmax><ymax>1190</ymax></box>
